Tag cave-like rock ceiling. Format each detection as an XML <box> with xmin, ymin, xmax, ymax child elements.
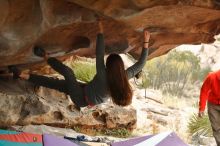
<box><xmin>0</xmin><ymin>0</ymin><xmax>220</xmax><ymax>71</ymax></box>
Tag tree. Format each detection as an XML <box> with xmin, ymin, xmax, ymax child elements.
<box><xmin>143</xmin><ymin>50</ymin><xmax>201</xmax><ymax>97</ymax></box>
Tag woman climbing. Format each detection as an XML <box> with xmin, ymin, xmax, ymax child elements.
<box><xmin>9</xmin><ymin>19</ymin><xmax>151</xmax><ymax>110</ymax></box>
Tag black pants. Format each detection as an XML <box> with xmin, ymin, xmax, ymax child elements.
<box><xmin>29</xmin><ymin>57</ymin><xmax>87</xmax><ymax>109</ymax></box>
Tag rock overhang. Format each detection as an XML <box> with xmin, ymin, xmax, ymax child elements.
<box><xmin>0</xmin><ymin>0</ymin><xmax>220</xmax><ymax>71</ymax></box>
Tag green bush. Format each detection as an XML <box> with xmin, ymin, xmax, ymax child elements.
<box><xmin>188</xmin><ymin>113</ymin><xmax>212</xmax><ymax>137</ymax></box>
<box><xmin>140</xmin><ymin>72</ymin><xmax>151</xmax><ymax>88</ymax></box>
<box><xmin>143</xmin><ymin>50</ymin><xmax>201</xmax><ymax>97</ymax></box>
<box><xmin>69</xmin><ymin>59</ymin><xmax>96</xmax><ymax>83</ymax></box>
<box><xmin>103</xmin><ymin>128</ymin><xmax>131</xmax><ymax>138</ymax></box>
<box><xmin>72</xmin><ymin>126</ymin><xmax>131</xmax><ymax>138</ymax></box>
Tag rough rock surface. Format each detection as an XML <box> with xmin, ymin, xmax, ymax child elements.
<box><xmin>0</xmin><ymin>79</ymin><xmax>136</xmax><ymax>131</ymax></box>
<box><xmin>0</xmin><ymin>0</ymin><xmax>220</xmax><ymax>71</ymax></box>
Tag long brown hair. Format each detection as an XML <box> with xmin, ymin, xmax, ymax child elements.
<box><xmin>106</xmin><ymin>53</ymin><xmax>133</xmax><ymax>106</ymax></box>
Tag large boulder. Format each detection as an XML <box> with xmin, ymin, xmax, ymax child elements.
<box><xmin>0</xmin><ymin>79</ymin><xmax>136</xmax><ymax>132</ymax></box>
<box><xmin>0</xmin><ymin>0</ymin><xmax>220</xmax><ymax>71</ymax></box>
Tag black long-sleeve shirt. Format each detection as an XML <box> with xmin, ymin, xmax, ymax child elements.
<box><xmin>85</xmin><ymin>33</ymin><xmax>149</xmax><ymax>105</ymax></box>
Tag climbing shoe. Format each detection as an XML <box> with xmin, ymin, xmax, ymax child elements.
<box><xmin>8</xmin><ymin>65</ymin><xmax>21</xmax><ymax>79</ymax></box>
<box><xmin>33</xmin><ymin>46</ymin><xmax>46</xmax><ymax>57</ymax></box>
